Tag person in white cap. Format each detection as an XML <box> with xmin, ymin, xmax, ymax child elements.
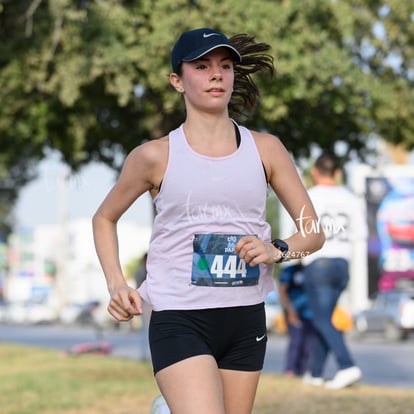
<box><xmin>92</xmin><ymin>27</ymin><xmax>324</xmax><ymax>414</ymax></box>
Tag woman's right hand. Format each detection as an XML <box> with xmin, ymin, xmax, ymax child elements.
<box><xmin>107</xmin><ymin>285</ymin><xmax>143</xmax><ymax>321</ymax></box>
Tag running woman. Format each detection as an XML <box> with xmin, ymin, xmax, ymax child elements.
<box><xmin>92</xmin><ymin>27</ymin><xmax>325</xmax><ymax>414</ymax></box>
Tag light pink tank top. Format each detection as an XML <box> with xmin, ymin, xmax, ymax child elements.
<box><xmin>138</xmin><ymin>123</ymin><xmax>275</xmax><ymax>311</ymax></box>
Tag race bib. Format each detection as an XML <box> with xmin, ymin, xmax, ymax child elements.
<box><xmin>191</xmin><ymin>234</ymin><xmax>260</xmax><ymax>287</ymax></box>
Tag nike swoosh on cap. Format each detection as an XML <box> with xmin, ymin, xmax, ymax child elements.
<box><xmin>203</xmin><ymin>32</ymin><xmax>221</xmax><ymax>38</ymax></box>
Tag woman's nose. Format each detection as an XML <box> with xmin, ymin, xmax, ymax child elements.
<box><xmin>210</xmin><ymin>65</ymin><xmax>223</xmax><ymax>81</ymax></box>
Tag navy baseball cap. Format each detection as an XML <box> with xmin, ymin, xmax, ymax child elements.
<box><xmin>171</xmin><ymin>28</ymin><xmax>242</xmax><ymax>73</ymax></box>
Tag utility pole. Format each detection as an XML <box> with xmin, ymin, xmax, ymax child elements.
<box><xmin>52</xmin><ymin>167</ymin><xmax>70</xmax><ymax>311</ymax></box>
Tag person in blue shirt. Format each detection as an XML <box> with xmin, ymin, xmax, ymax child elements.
<box><xmin>278</xmin><ymin>263</ymin><xmax>314</xmax><ymax>376</ymax></box>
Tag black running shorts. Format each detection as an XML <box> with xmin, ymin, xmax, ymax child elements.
<box><xmin>149</xmin><ymin>302</ymin><xmax>267</xmax><ymax>375</ymax></box>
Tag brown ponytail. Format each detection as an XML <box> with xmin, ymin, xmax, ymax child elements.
<box><xmin>229</xmin><ymin>34</ymin><xmax>275</xmax><ymax>117</ymax></box>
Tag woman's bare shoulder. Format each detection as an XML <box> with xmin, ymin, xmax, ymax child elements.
<box><xmin>119</xmin><ymin>135</ymin><xmax>169</xmax><ymax>195</ymax></box>
<box><xmin>250</xmin><ymin>129</ymin><xmax>281</xmax><ymax>145</ymax></box>
<box><xmin>133</xmin><ymin>135</ymin><xmax>168</xmax><ymax>157</ymax></box>
<box><xmin>249</xmin><ymin>129</ymin><xmax>296</xmax><ymax>181</ymax></box>
<box><xmin>249</xmin><ymin>129</ymin><xmax>287</xmax><ymax>158</ymax></box>
<box><xmin>127</xmin><ymin>135</ymin><xmax>169</xmax><ymax>166</ymax></box>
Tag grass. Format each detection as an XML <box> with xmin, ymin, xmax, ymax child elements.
<box><xmin>1</xmin><ymin>343</ymin><xmax>413</xmax><ymax>414</ymax></box>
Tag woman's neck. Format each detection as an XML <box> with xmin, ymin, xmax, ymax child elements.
<box><xmin>183</xmin><ymin>113</ymin><xmax>234</xmax><ymax>142</ymax></box>
<box><xmin>182</xmin><ymin>115</ymin><xmax>237</xmax><ymax>157</ymax></box>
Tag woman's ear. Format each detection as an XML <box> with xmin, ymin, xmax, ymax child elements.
<box><xmin>169</xmin><ymin>73</ymin><xmax>184</xmax><ymax>93</ymax></box>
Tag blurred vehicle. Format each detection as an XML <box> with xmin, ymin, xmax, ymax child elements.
<box><xmin>60</xmin><ymin>301</ymin><xmax>100</xmax><ymax>326</ymax></box>
<box><xmin>4</xmin><ymin>298</ymin><xmax>58</xmax><ymax>325</ymax></box>
<box><xmin>76</xmin><ymin>300</ymin><xmax>101</xmax><ymax>325</ymax></box>
<box><xmin>60</xmin><ymin>301</ymin><xmax>120</xmax><ymax>330</ymax></box>
<box><xmin>4</xmin><ymin>302</ymin><xmax>26</xmax><ymax>324</ymax></box>
<box><xmin>60</xmin><ymin>303</ymin><xmax>85</xmax><ymax>325</ymax></box>
<box><xmin>353</xmin><ymin>289</ymin><xmax>414</xmax><ymax>341</ymax></box>
<box><xmin>26</xmin><ymin>299</ymin><xmax>59</xmax><ymax>324</ymax></box>
<box><xmin>264</xmin><ymin>290</ymin><xmax>283</xmax><ymax>333</ymax></box>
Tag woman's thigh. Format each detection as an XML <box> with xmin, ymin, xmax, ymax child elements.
<box><xmin>155</xmin><ymin>356</ymin><xmax>261</xmax><ymax>414</ymax></box>
<box><xmin>220</xmin><ymin>368</ymin><xmax>262</xmax><ymax>414</ymax></box>
<box><xmin>155</xmin><ymin>354</ymin><xmax>226</xmax><ymax>414</ymax></box>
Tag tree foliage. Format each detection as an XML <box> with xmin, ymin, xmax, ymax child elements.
<box><xmin>1</xmin><ymin>0</ymin><xmax>414</xmax><ymax>223</ymax></box>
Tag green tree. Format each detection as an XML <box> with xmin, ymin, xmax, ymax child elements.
<box><xmin>1</xmin><ymin>0</ymin><xmax>414</xmax><ymax>222</ymax></box>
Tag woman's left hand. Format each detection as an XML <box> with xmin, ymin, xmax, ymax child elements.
<box><xmin>235</xmin><ymin>236</ymin><xmax>276</xmax><ymax>265</ymax></box>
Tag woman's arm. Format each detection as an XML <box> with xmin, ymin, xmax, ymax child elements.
<box><xmin>236</xmin><ymin>132</ymin><xmax>325</xmax><ymax>265</ymax></box>
<box><xmin>92</xmin><ymin>138</ymin><xmax>168</xmax><ymax>321</ymax></box>
<box><xmin>260</xmin><ymin>132</ymin><xmax>325</xmax><ymax>258</ymax></box>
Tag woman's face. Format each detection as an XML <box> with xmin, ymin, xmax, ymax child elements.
<box><xmin>178</xmin><ymin>48</ymin><xmax>235</xmax><ymax>113</ymax></box>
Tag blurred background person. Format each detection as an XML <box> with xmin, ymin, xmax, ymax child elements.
<box><xmin>278</xmin><ymin>262</ymin><xmax>314</xmax><ymax>377</ymax></box>
<box><xmin>302</xmin><ymin>152</ymin><xmax>367</xmax><ymax>389</ymax></box>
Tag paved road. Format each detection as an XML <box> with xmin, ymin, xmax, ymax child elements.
<box><xmin>264</xmin><ymin>331</ymin><xmax>414</xmax><ymax>389</ymax></box>
<box><xmin>1</xmin><ymin>323</ymin><xmax>413</xmax><ymax>389</ymax></box>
